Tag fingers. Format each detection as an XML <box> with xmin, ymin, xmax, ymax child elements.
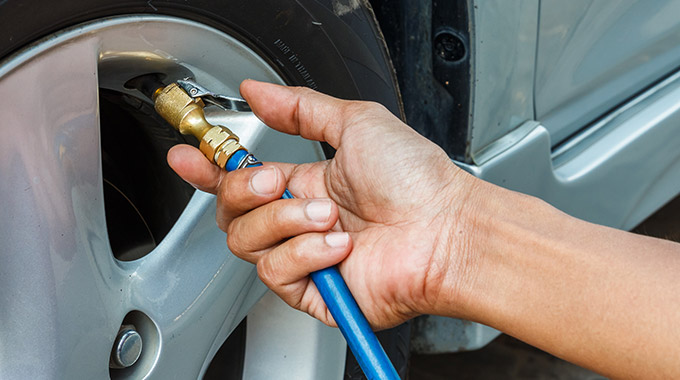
<box><xmin>215</xmin><ymin>165</ymin><xmax>290</xmax><ymax>229</ymax></box>
<box><xmin>168</xmin><ymin>144</ymin><xmax>297</xmax><ymax>193</ymax></box>
<box><xmin>259</xmin><ymin>232</ymin><xmax>351</xmax><ymax>286</ymax></box>
<box><xmin>240</xmin><ymin>79</ymin><xmax>369</xmax><ymax>149</ymax></box>
<box><xmin>169</xmin><ymin>145</ymin><xmax>290</xmax><ymax>220</ymax></box>
<box><xmin>226</xmin><ymin>198</ymin><xmax>338</xmax><ymax>262</ymax></box>
<box><xmin>167</xmin><ymin>144</ymin><xmax>224</xmax><ymax>193</ymax></box>
<box><xmin>256</xmin><ymin>232</ymin><xmax>352</xmax><ymax>317</ymax></box>
<box><xmin>169</xmin><ymin>144</ymin><xmax>335</xmax><ymax>237</ymax></box>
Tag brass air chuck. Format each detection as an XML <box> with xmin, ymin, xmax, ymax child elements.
<box><xmin>150</xmin><ymin>81</ymin><xmax>244</xmax><ymax>169</ymax></box>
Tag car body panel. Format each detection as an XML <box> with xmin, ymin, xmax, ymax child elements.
<box><xmin>536</xmin><ymin>0</ymin><xmax>680</xmax><ymax>144</ymax></box>
<box><xmin>468</xmin><ymin>70</ymin><xmax>680</xmax><ymax>230</ymax></box>
<box><xmin>416</xmin><ymin>0</ymin><xmax>680</xmax><ymax>355</ymax></box>
<box><xmin>468</xmin><ymin>0</ymin><xmax>538</xmax><ymax>159</ymax></box>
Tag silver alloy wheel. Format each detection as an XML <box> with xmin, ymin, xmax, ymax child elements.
<box><xmin>0</xmin><ymin>16</ymin><xmax>345</xmax><ymax>379</ymax></box>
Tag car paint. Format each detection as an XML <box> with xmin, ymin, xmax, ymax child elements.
<box><xmin>416</xmin><ymin>0</ymin><xmax>680</xmax><ymax>354</ymax></box>
<box><xmin>2</xmin><ymin>0</ymin><xmax>679</xmax><ymax>367</ymax></box>
<box><xmin>536</xmin><ymin>0</ymin><xmax>680</xmax><ymax>144</ymax></box>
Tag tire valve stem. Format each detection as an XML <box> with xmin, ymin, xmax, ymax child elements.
<box><xmin>130</xmin><ymin>74</ymin><xmax>399</xmax><ymax>380</ymax></box>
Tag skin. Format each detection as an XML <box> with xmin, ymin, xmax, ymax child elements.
<box><xmin>168</xmin><ymin>80</ymin><xmax>680</xmax><ymax>379</ymax></box>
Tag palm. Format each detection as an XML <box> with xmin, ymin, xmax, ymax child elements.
<box><xmin>284</xmin><ymin>123</ymin><xmax>456</xmax><ymax>328</ymax></box>
<box><xmin>170</xmin><ymin>81</ymin><xmax>466</xmax><ymax>329</ymax></box>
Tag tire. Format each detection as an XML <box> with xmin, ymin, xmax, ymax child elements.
<box><xmin>0</xmin><ymin>1</ymin><xmax>409</xmax><ymax>379</ymax></box>
<box><xmin>0</xmin><ymin>0</ymin><xmax>402</xmax><ymax>117</ymax></box>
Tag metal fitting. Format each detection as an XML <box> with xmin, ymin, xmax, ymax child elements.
<box><xmin>215</xmin><ymin>139</ymin><xmax>244</xmax><ymax>169</ymax></box>
<box><xmin>154</xmin><ymin>83</ymin><xmax>211</xmax><ymax>139</ymax></box>
<box><xmin>153</xmin><ymin>82</ymin><xmax>244</xmax><ymax>169</ymax></box>
<box><xmin>199</xmin><ymin>125</ymin><xmax>243</xmax><ymax>168</ymax></box>
<box><xmin>110</xmin><ymin>325</ymin><xmax>142</xmax><ymax>369</ymax></box>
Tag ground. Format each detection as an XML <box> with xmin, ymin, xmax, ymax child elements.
<box><xmin>410</xmin><ymin>335</ymin><xmax>605</xmax><ymax>380</ymax></box>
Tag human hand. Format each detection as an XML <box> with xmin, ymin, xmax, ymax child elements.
<box><xmin>167</xmin><ymin>80</ymin><xmax>479</xmax><ymax>329</ymax></box>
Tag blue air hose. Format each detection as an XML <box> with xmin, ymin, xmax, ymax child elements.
<box><xmin>227</xmin><ymin>149</ymin><xmax>400</xmax><ymax>380</ymax></box>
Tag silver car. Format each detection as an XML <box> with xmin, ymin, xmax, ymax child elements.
<box><xmin>1</xmin><ymin>0</ymin><xmax>678</xmax><ymax>378</ymax></box>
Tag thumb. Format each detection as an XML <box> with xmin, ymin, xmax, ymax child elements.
<box><xmin>239</xmin><ymin>80</ymin><xmax>351</xmax><ymax>148</ymax></box>
<box><xmin>167</xmin><ymin>144</ymin><xmax>224</xmax><ymax>194</ymax></box>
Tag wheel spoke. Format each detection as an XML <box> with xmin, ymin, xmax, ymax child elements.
<box><xmin>116</xmin><ymin>192</ymin><xmax>261</xmax><ymax>377</ymax></box>
<box><xmin>123</xmin><ymin>124</ymin><xmax>326</xmax><ymax>377</ymax></box>
<box><xmin>0</xmin><ymin>37</ymin><xmax>119</xmax><ymax>378</ymax></box>
<box><xmin>0</xmin><ymin>16</ymin><xmax>333</xmax><ymax>379</ymax></box>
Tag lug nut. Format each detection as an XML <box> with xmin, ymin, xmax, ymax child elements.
<box><xmin>110</xmin><ymin>325</ymin><xmax>143</xmax><ymax>369</ymax></box>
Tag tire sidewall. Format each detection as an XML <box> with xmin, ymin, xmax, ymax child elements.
<box><xmin>0</xmin><ymin>0</ymin><xmax>401</xmax><ymax>115</ymax></box>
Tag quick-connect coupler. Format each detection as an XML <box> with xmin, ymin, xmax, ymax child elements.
<box><xmin>152</xmin><ymin>82</ymin><xmax>245</xmax><ymax>170</ymax></box>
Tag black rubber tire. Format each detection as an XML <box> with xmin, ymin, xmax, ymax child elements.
<box><xmin>0</xmin><ymin>1</ymin><xmax>409</xmax><ymax>379</ymax></box>
<box><xmin>0</xmin><ymin>0</ymin><xmax>403</xmax><ymax>117</ymax></box>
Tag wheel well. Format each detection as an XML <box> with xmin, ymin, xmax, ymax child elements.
<box><xmin>369</xmin><ymin>0</ymin><xmax>472</xmax><ymax>161</ymax></box>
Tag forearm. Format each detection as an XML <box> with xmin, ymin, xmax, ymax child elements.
<box><xmin>440</xmin><ymin>181</ymin><xmax>680</xmax><ymax>378</ymax></box>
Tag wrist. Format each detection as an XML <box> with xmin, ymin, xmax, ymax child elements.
<box><xmin>421</xmin><ymin>172</ymin><xmax>561</xmax><ymax>322</ymax></box>
<box><xmin>432</xmin><ymin>181</ymin><xmax>581</xmax><ymax>326</ymax></box>
<box><xmin>418</xmin><ymin>166</ymin><xmax>488</xmax><ymax>318</ymax></box>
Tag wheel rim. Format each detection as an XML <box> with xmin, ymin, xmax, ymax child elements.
<box><xmin>0</xmin><ymin>15</ymin><xmax>344</xmax><ymax>379</ymax></box>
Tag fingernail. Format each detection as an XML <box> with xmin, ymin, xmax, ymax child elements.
<box><xmin>305</xmin><ymin>199</ymin><xmax>332</xmax><ymax>223</ymax></box>
<box><xmin>325</xmin><ymin>232</ymin><xmax>349</xmax><ymax>248</ymax></box>
<box><xmin>250</xmin><ymin>167</ymin><xmax>278</xmax><ymax>195</ymax></box>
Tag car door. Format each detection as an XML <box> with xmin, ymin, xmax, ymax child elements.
<box><xmin>535</xmin><ymin>0</ymin><xmax>680</xmax><ymax>144</ymax></box>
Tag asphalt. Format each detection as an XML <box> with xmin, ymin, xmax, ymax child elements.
<box><xmin>409</xmin><ymin>335</ymin><xmax>605</xmax><ymax>380</ymax></box>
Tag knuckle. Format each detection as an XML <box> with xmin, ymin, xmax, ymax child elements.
<box><xmin>225</xmin><ymin>220</ymin><xmax>237</xmax><ymax>241</ymax></box>
<box><xmin>293</xmin><ymin>86</ymin><xmax>316</xmax><ymax>97</ymax></box>
<box><xmin>256</xmin><ymin>259</ymin><xmax>279</xmax><ymax>288</ymax></box>
<box><xmin>263</xmin><ymin>203</ymin><xmax>282</xmax><ymax>228</ymax></box>
<box><xmin>366</xmin><ymin>100</ymin><xmax>387</xmax><ymax>113</ymax></box>
<box><xmin>225</xmin><ymin>231</ymin><xmax>238</xmax><ymax>253</ymax></box>
<box><xmin>262</xmin><ymin>199</ymin><xmax>297</xmax><ymax>231</ymax></box>
<box><xmin>350</xmin><ymin>100</ymin><xmax>383</xmax><ymax>114</ymax></box>
<box><xmin>217</xmin><ymin>188</ymin><xmax>236</xmax><ymax>217</ymax></box>
<box><xmin>226</xmin><ymin>225</ymin><xmax>245</xmax><ymax>255</ymax></box>
<box><xmin>216</xmin><ymin>217</ymin><xmax>230</xmax><ymax>233</ymax></box>
<box><xmin>219</xmin><ymin>180</ymin><xmax>238</xmax><ymax>205</ymax></box>
<box><xmin>218</xmin><ymin>170</ymin><xmax>248</xmax><ymax>204</ymax></box>
<box><xmin>285</xmin><ymin>242</ymin><xmax>305</xmax><ymax>265</ymax></box>
<box><xmin>286</xmin><ymin>234</ymin><xmax>316</xmax><ymax>264</ymax></box>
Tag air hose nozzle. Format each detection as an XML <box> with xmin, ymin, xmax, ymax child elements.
<box><xmin>153</xmin><ymin>82</ymin><xmax>245</xmax><ymax>169</ymax></box>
